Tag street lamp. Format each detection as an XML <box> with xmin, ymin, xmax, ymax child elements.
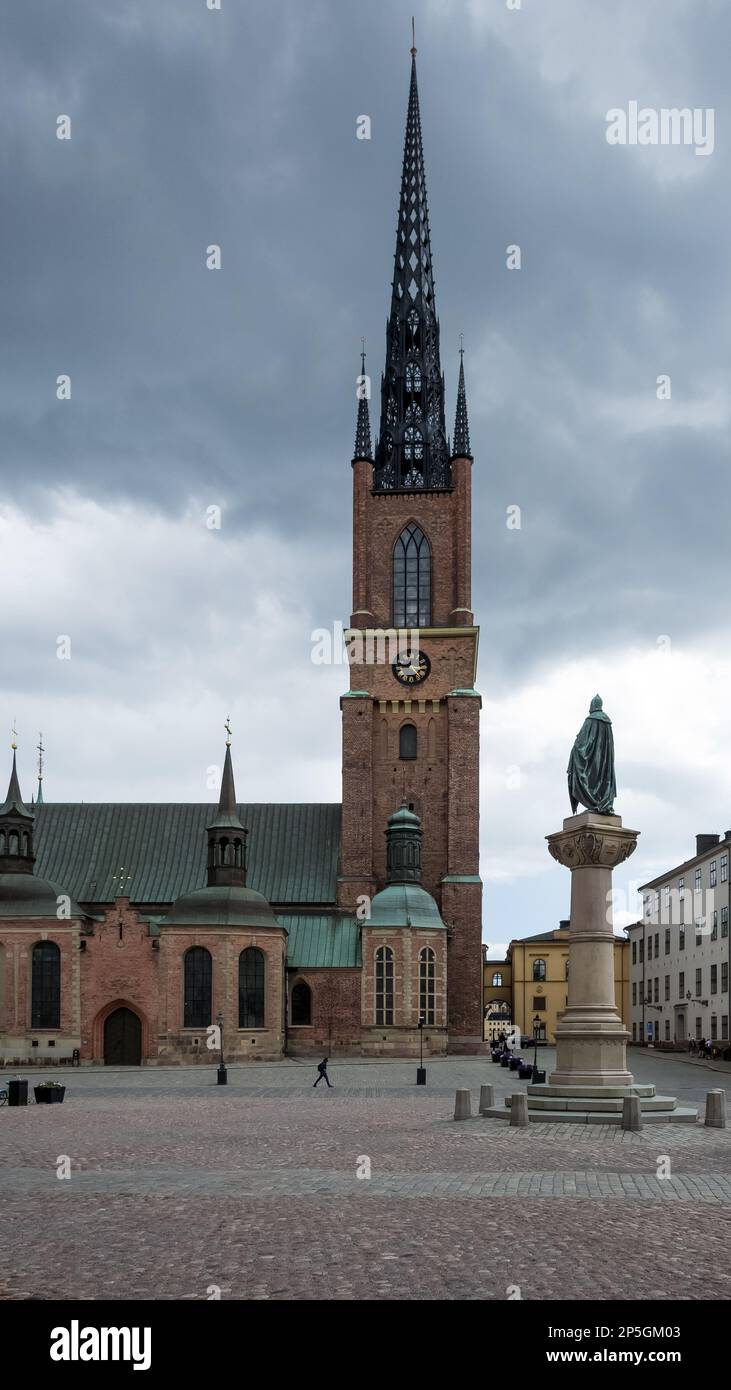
<box><xmin>532</xmin><ymin>1013</ymin><xmax>542</xmax><ymax>1082</ymax></box>
<box><xmin>216</xmin><ymin>1011</ymin><xmax>227</xmax><ymax>1086</ymax></box>
<box><xmin>416</xmin><ymin>1015</ymin><xmax>426</xmax><ymax>1086</ymax></box>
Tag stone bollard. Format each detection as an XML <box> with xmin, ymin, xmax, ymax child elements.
<box><xmin>454</xmin><ymin>1088</ymin><xmax>471</xmax><ymax>1120</ymax></box>
<box><xmin>509</xmin><ymin>1092</ymin><xmax>529</xmax><ymax>1127</ymax></box>
<box><xmin>479</xmin><ymin>1084</ymin><xmax>495</xmax><ymax>1115</ymax></box>
<box><xmin>622</xmin><ymin>1095</ymin><xmax>642</xmax><ymax>1131</ymax></box>
<box><xmin>704</xmin><ymin>1089</ymin><xmax>727</xmax><ymax>1129</ymax></box>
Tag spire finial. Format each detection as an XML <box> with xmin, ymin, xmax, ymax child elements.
<box><xmin>10</xmin><ymin>719</ymin><xmax>17</xmax><ymax>751</ymax></box>
<box><xmin>224</xmin><ymin>715</ymin><xmax>232</xmax><ymax>747</ymax></box>
<box><xmin>459</xmin><ymin>332</ymin><xmax>464</xmax><ymax>359</ymax></box>
<box><xmin>411</xmin><ymin>16</ymin><xmax>416</xmax><ymax>57</ymax></box>
<box><xmin>360</xmin><ymin>336</ymin><xmax>366</xmax><ymax>375</ymax></box>
<box><xmin>36</xmin><ymin>732</ymin><xmax>44</xmax><ymax>805</ymax></box>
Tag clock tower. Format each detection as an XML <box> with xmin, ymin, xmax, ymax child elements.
<box><xmin>339</xmin><ymin>42</ymin><xmax>483</xmax><ymax>1051</ymax></box>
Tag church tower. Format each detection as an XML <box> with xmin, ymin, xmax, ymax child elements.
<box><xmin>340</xmin><ymin>39</ymin><xmax>483</xmax><ymax>1051</ymax></box>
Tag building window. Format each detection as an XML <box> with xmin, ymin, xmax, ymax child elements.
<box><xmin>654</xmin><ymin>977</ymin><xmax>659</xmax><ymax>1004</ymax></box>
<box><xmin>695</xmin><ymin>968</ymin><xmax>702</xmax><ymax>997</ymax></box>
<box><xmin>31</xmin><ymin>941</ymin><xmax>61</xmax><ymax>1029</ymax></box>
<box><xmin>723</xmin><ymin>1015</ymin><xmax>729</xmax><ymax>1041</ymax></box>
<box><xmin>678</xmin><ymin>876</ymin><xmax>685</xmax><ymax>899</ymax></box>
<box><xmin>239</xmin><ymin>948</ymin><xmax>265</xmax><ymax>1028</ymax></box>
<box><xmin>664</xmin><ymin>975</ymin><xmax>670</xmax><ymax>1001</ymax></box>
<box><xmin>184</xmin><ymin>947</ymin><xmax>212</xmax><ymax>1029</ymax></box>
<box><xmin>632</xmin><ymin>982</ymin><xmax>637</xmax><ymax>1006</ymax></box>
<box><xmin>696</xmin><ymin>922</ymin><xmax>703</xmax><ymax>947</ymax></box>
<box><xmin>695</xmin><ymin>868</ymin><xmax>702</xmax><ymax>892</ymax></box>
<box><xmin>722</xmin><ymin>907</ymin><xmax>729</xmax><ymax>938</ymax></box>
<box><xmin>375</xmin><ymin>945</ymin><xmax>394</xmax><ymax>1026</ymax></box>
<box><xmin>665</xmin><ymin>1019</ymin><xmax>670</xmax><ymax>1041</ymax></box>
<box><xmin>711</xmin><ymin>964</ymin><xmax>718</xmax><ymax>995</ymax></box>
<box><xmin>393</xmin><ymin>523</ymin><xmax>431</xmax><ymax>628</ymax></box>
<box><xmin>632</xmin><ymin>941</ymin><xmax>637</xmax><ymax>965</ymax></box>
<box><xmin>664</xmin><ymin>928</ymin><xmax>670</xmax><ymax>955</ymax></box>
<box><xmin>646</xmin><ymin>983</ymin><xmax>652</xmax><ymax>1004</ymax></box>
<box><xmin>712</xmin><ymin>911</ymin><xmax>718</xmax><ymax>940</ymax></box>
<box><xmin>532</xmin><ymin>958</ymin><xmax>546</xmax><ymax>982</ymax></box>
<box><xmin>710</xmin><ymin>860</ymin><xmax>717</xmax><ymax>887</ymax></box>
<box><xmin>695</xmin><ymin>1016</ymin><xmax>703</xmax><ymax>1040</ymax></box>
<box><xmin>565</xmin><ymin>960</ymin><xmax>569</xmax><ymax>980</ymax></box>
<box><xmin>679</xmin><ymin>928</ymin><xmax>685</xmax><ymax>951</ymax></box>
<box><xmin>679</xmin><ymin>971</ymin><xmax>685</xmax><ymax>997</ymax></box>
<box><xmin>647</xmin><ymin>937</ymin><xmax>653</xmax><ymax>961</ymax></box>
<box><xmin>654</xmin><ymin>933</ymin><xmax>659</xmax><ymax>956</ymax></box>
<box><xmin>643</xmin><ymin>894</ymin><xmax>651</xmax><ymax>919</ymax></box>
<box><xmin>639</xmin><ymin>940</ymin><xmax>644</xmax><ymax>963</ymax></box>
<box><xmin>632</xmin><ymin>1022</ymin><xmax>636</xmax><ymax>1042</ymax></box>
<box><xmin>721</xmin><ymin>854</ymin><xmax>728</xmax><ymax>883</ymax></box>
<box><xmin>532</xmin><ymin>996</ymin><xmax>546</xmax><ymax>1011</ymax></box>
<box><xmin>291</xmin><ymin>980</ymin><xmax>311</xmax><ymax>1026</ymax></box>
<box><xmin>491</xmin><ymin>971</ymin><xmax>503</xmax><ymax>987</ymax></box>
<box><xmin>663</xmin><ymin>885</ymin><xmax>670</xmax><ymax>912</ymax></box>
<box><xmin>419</xmin><ymin>947</ymin><xmax>435</xmax><ymax>1025</ymax></box>
<box><xmin>654</xmin><ymin>890</ymin><xmax>660</xmax><ymax>917</ymax></box>
<box><xmin>723</xmin><ymin>962</ymin><xmax>729</xmax><ymax>994</ymax></box>
<box><xmin>711</xmin><ymin>1015</ymin><xmax>718</xmax><ymax>1041</ymax></box>
<box><xmin>399</xmin><ymin>723</ymin><xmax>417</xmax><ymax>760</ymax></box>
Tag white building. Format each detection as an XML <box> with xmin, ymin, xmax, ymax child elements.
<box><xmin>627</xmin><ymin>832</ymin><xmax>731</xmax><ymax>1051</ymax></box>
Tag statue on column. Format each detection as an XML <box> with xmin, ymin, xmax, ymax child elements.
<box><xmin>567</xmin><ymin>695</ymin><xmax>616</xmax><ymax>815</ymax></box>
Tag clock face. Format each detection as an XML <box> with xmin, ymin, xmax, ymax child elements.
<box><xmin>392</xmin><ymin>650</ymin><xmax>431</xmax><ymax>686</ymax></box>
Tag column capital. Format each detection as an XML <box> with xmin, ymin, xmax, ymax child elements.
<box><xmin>546</xmin><ymin>812</ymin><xmax>638</xmax><ymax>871</ymax></box>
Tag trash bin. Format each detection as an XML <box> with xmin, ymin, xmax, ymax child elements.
<box><xmin>8</xmin><ymin>1079</ymin><xmax>28</xmax><ymax>1106</ymax></box>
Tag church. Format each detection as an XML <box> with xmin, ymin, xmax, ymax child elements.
<box><xmin>0</xmin><ymin>45</ymin><xmax>483</xmax><ymax>1066</ymax></box>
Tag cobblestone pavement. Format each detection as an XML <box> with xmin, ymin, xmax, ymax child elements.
<box><xmin>2</xmin><ymin>1054</ymin><xmax>731</xmax><ymax>1301</ymax></box>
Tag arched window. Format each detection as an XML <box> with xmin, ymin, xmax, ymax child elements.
<box><xmin>532</xmin><ymin>958</ymin><xmax>546</xmax><ymax>982</ymax></box>
<box><xmin>419</xmin><ymin>946</ymin><xmax>435</xmax><ymax>1025</ymax></box>
<box><xmin>375</xmin><ymin>945</ymin><xmax>394</xmax><ymax>1026</ymax></box>
<box><xmin>31</xmin><ymin>941</ymin><xmax>61</xmax><ymax>1028</ymax></box>
<box><xmin>184</xmin><ymin>947</ymin><xmax>212</xmax><ymax>1028</ymax></box>
<box><xmin>393</xmin><ymin>523</ymin><xmax>431</xmax><ymax>628</ymax></box>
<box><xmin>399</xmin><ymin>724</ymin><xmax>417</xmax><ymax>760</ymax></box>
<box><xmin>492</xmin><ymin>971</ymin><xmax>503</xmax><ymax>987</ymax></box>
<box><xmin>291</xmin><ymin>980</ymin><xmax>312</xmax><ymax>1026</ymax></box>
<box><xmin>239</xmin><ymin>947</ymin><xmax>265</xmax><ymax>1028</ymax></box>
<box><xmin>565</xmin><ymin>960</ymin><xmax>570</xmax><ymax>980</ymax></box>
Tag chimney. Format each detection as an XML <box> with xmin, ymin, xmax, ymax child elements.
<box><xmin>559</xmin><ymin>919</ymin><xmax>570</xmax><ymax>931</ymax></box>
<box><xmin>696</xmin><ymin>834</ymin><xmax>720</xmax><ymax>856</ymax></box>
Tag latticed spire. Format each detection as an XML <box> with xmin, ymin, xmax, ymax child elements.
<box><xmin>451</xmin><ymin>347</ymin><xmax>472</xmax><ymax>459</ymax></box>
<box><xmin>353</xmin><ymin>345</ymin><xmax>373</xmax><ymax>462</ymax></box>
<box><xmin>373</xmin><ymin>45</ymin><xmax>450</xmax><ymax>492</ymax></box>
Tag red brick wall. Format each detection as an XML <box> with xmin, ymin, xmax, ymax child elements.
<box><xmin>0</xmin><ymin>918</ymin><xmax>81</xmax><ymax>1064</ymax></box>
<box><xmin>158</xmin><ymin>926</ymin><xmax>287</xmax><ymax>1062</ymax></box>
<box><xmin>287</xmin><ymin>968</ymin><xmax>361</xmax><ymax>1054</ymax></box>
<box><xmin>80</xmin><ymin>898</ymin><xmax>159</xmax><ymax>1062</ymax></box>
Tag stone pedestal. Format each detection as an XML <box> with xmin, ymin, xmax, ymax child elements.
<box><xmin>546</xmin><ymin>812</ymin><xmax>637</xmax><ymax>1088</ymax></box>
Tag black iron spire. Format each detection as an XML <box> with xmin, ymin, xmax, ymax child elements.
<box><xmin>0</xmin><ymin>739</ymin><xmax>35</xmax><ymax>874</ymax></box>
<box><xmin>373</xmin><ymin>41</ymin><xmax>450</xmax><ymax>492</ymax></box>
<box><xmin>353</xmin><ymin>343</ymin><xmax>373</xmax><ymax>462</ymax></box>
<box><xmin>206</xmin><ymin>722</ymin><xmax>248</xmax><ymax>888</ymax></box>
<box><xmin>451</xmin><ymin>345</ymin><xmax>472</xmax><ymax>459</ymax></box>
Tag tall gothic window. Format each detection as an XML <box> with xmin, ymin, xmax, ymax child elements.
<box><xmin>239</xmin><ymin>947</ymin><xmax>265</xmax><ymax>1029</ymax></box>
<box><xmin>31</xmin><ymin>940</ymin><xmax>60</xmax><ymax>1028</ymax></box>
<box><xmin>399</xmin><ymin>724</ymin><xmax>417</xmax><ymax>760</ymax></box>
<box><xmin>532</xmin><ymin>958</ymin><xmax>546</xmax><ymax>982</ymax></box>
<box><xmin>419</xmin><ymin>947</ymin><xmax>435</xmax><ymax>1026</ymax></box>
<box><xmin>375</xmin><ymin>945</ymin><xmax>394</xmax><ymax>1026</ymax></box>
<box><xmin>393</xmin><ymin>523</ymin><xmax>431</xmax><ymax>628</ymax></box>
<box><xmin>183</xmin><ymin>947</ymin><xmax>212</xmax><ymax>1029</ymax></box>
<box><xmin>291</xmin><ymin>980</ymin><xmax>312</xmax><ymax>1026</ymax></box>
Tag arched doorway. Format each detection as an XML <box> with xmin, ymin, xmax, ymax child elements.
<box><xmin>104</xmin><ymin>1007</ymin><xmax>142</xmax><ymax>1065</ymax></box>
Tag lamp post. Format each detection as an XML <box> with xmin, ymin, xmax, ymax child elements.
<box><xmin>216</xmin><ymin>1011</ymin><xmax>227</xmax><ymax>1086</ymax></box>
<box><xmin>416</xmin><ymin>1015</ymin><xmax>426</xmax><ymax>1086</ymax></box>
<box><xmin>531</xmin><ymin>1013</ymin><xmax>542</xmax><ymax>1083</ymax></box>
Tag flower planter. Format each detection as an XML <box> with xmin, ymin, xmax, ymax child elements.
<box><xmin>509</xmin><ymin>1057</ymin><xmax>521</xmax><ymax>1071</ymax></box>
<box><xmin>500</xmin><ymin>1055</ymin><xmax>510</xmax><ymax>1067</ymax></box>
<box><xmin>34</xmin><ymin>1086</ymin><xmax>66</xmax><ymax>1104</ymax></box>
<box><xmin>532</xmin><ymin>1070</ymin><xmax>546</xmax><ymax>1085</ymax></box>
<box><xmin>518</xmin><ymin>1065</ymin><xmax>533</xmax><ymax>1079</ymax></box>
<box><xmin>8</xmin><ymin>1079</ymin><xmax>28</xmax><ymax>1107</ymax></box>
<box><xmin>491</xmin><ymin>1052</ymin><xmax>502</xmax><ymax>1064</ymax></box>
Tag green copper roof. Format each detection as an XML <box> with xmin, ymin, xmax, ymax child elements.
<box><xmin>368</xmin><ymin>882</ymin><xmax>447</xmax><ymax>930</ymax></box>
<box><xmin>282</xmin><ymin>914</ymin><xmax>361</xmax><ymax>967</ymax></box>
<box><xmin>32</xmin><ymin>803</ymin><xmax>341</xmax><ymax>908</ymax></box>
<box><xmin>0</xmin><ymin>872</ymin><xmax>82</xmax><ymax>919</ymax></box>
<box><xmin>163</xmin><ymin>884</ymin><xmax>281</xmax><ymax>930</ymax></box>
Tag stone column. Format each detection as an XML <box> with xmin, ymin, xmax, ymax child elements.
<box><xmin>546</xmin><ymin>812</ymin><xmax>638</xmax><ymax>1087</ymax></box>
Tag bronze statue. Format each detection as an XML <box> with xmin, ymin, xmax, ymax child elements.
<box><xmin>567</xmin><ymin>695</ymin><xmax>616</xmax><ymax>815</ymax></box>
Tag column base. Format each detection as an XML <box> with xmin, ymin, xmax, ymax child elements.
<box><xmin>550</xmin><ymin>1016</ymin><xmax>633</xmax><ymax>1088</ymax></box>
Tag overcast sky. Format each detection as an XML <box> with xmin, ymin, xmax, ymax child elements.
<box><xmin>1</xmin><ymin>0</ymin><xmax>730</xmax><ymax>951</ymax></box>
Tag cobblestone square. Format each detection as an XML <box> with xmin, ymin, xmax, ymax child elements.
<box><xmin>2</xmin><ymin>1050</ymin><xmax>731</xmax><ymax>1301</ymax></box>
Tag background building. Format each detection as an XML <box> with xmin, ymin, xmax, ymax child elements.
<box><xmin>628</xmin><ymin>831</ymin><xmax>731</xmax><ymax>1049</ymax></box>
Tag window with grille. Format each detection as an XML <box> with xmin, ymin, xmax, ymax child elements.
<box><xmin>239</xmin><ymin>948</ymin><xmax>265</xmax><ymax>1028</ymax></box>
<box><xmin>31</xmin><ymin>941</ymin><xmax>60</xmax><ymax>1029</ymax></box>
<box><xmin>393</xmin><ymin>523</ymin><xmax>431</xmax><ymax>628</ymax></box>
<box><xmin>419</xmin><ymin>947</ymin><xmax>435</xmax><ymax>1025</ymax></box>
<box><xmin>375</xmin><ymin>946</ymin><xmax>394</xmax><ymax>1026</ymax></box>
<box><xmin>184</xmin><ymin>947</ymin><xmax>212</xmax><ymax>1029</ymax></box>
<box><xmin>399</xmin><ymin>724</ymin><xmax>417</xmax><ymax>760</ymax></box>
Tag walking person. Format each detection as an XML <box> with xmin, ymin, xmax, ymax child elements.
<box><xmin>313</xmin><ymin>1057</ymin><xmax>332</xmax><ymax>1088</ymax></box>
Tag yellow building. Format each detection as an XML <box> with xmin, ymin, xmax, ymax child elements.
<box><xmin>483</xmin><ymin>923</ymin><xmax>631</xmax><ymax>1044</ymax></box>
<box><xmin>482</xmin><ymin>947</ymin><xmax>512</xmax><ymax>1041</ymax></box>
